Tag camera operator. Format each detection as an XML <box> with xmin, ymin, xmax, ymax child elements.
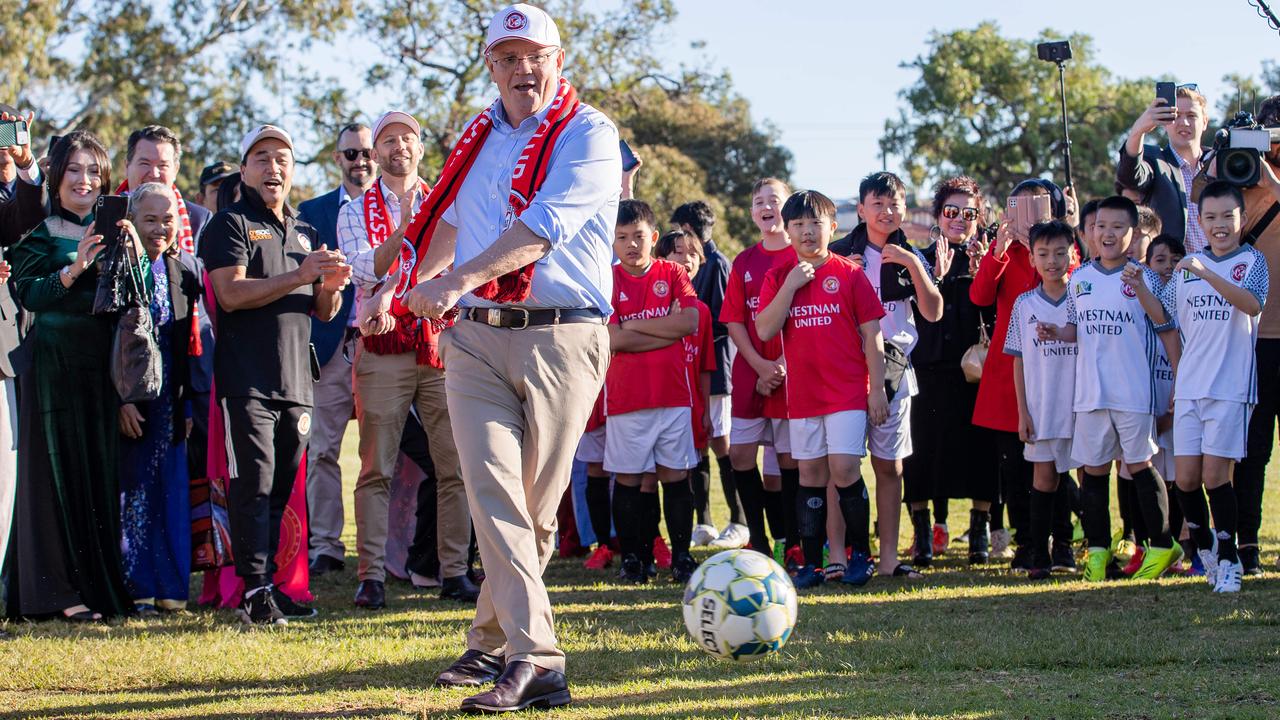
<box><xmin>1226</xmin><ymin>95</ymin><xmax>1280</xmax><ymax>576</ymax></box>
<box><xmin>1117</xmin><ymin>85</ymin><xmax>1210</xmax><ymax>254</ymax></box>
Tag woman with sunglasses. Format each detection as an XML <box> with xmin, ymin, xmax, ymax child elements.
<box><xmin>902</xmin><ymin>177</ymin><xmax>999</xmax><ymax>567</ymax></box>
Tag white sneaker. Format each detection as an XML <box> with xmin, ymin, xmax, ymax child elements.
<box><xmin>990</xmin><ymin>528</ymin><xmax>1014</xmax><ymax>559</ymax></box>
<box><xmin>1214</xmin><ymin>558</ymin><xmax>1243</xmax><ymax>593</ymax></box>
<box><xmin>691</xmin><ymin>524</ymin><xmax>719</xmax><ymax>547</ymax></box>
<box><xmin>709</xmin><ymin>523</ymin><xmax>749</xmax><ymax>549</ymax></box>
<box><xmin>1197</xmin><ymin>534</ymin><xmax>1219</xmax><ymax>587</ymax></box>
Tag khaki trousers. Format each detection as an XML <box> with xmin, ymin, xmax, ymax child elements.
<box><xmin>440</xmin><ymin>318</ymin><xmax>609</xmax><ymax>673</ymax></box>
<box><xmin>353</xmin><ymin>346</ymin><xmax>467</xmax><ymax>580</ymax></box>
<box><xmin>307</xmin><ymin>338</ymin><xmax>354</xmax><ymax>563</ymax></box>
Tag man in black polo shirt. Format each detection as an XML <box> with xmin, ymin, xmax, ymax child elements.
<box><xmin>199</xmin><ymin>124</ymin><xmax>352</xmax><ymax>625</ymax></box>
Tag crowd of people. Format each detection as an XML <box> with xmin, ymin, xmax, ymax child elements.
<box><xmin>0</xmin><ymin>44</ymin><xmax>1278</xmax><ymax>639</ymax></box>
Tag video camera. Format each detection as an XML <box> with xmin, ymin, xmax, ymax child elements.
<box><xmin>1211</xmin><ymin>111</ymin><xmax>1280</xmax><ymax>187</ymax></box>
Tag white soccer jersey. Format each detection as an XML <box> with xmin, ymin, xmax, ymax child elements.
<box><xmin>1067</xmin><ymin>259</ymin><xmax>1175</xmax><ymax>414</ymax></box>
<box><xmin>1153</xmin><ymin>343</ymin><xmax>1174</xmax><ymax>418</ymax></box>
<box><xmin>1003</xmin><ymin>288</ymin><xmax>1078</xmax><ymax>440</ymax></box>
<box><xmin>1163</xmin><ymin>245</ymin><xmax>1269</xmax><ymax>404</ymax></box>
<box><xmin>862</xmin><ymin>243</ymin><xmax>933</xmax><ymax>398</ymax></box>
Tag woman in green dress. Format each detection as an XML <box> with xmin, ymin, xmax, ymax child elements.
<box><xmin>5</xmin><ymin>130</ymin><xmax>132</xmax><ymax>621</ymax></box>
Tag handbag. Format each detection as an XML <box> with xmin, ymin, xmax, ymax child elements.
<box><xmin>961</xmin><ymin>317</ymin><xmax>990</xmax><ymax>384</ymax></box>
<box><xmin>92</xmin><ymin>234</ymin><xmax>132</xmax><ymax>315</ymax></box>
<box><xmin>110</xmin><ymin>241</ymin><xmax>163</xmax><ymax>402</ymax></box>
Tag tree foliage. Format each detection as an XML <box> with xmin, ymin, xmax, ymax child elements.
<box><xmin>882</xmin><ymin>22</ymin><xmax>1150</xmax><ymax>200</ymax></box>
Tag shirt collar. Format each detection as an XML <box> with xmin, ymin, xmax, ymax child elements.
<box><xmin>492</xmin><ymin>95</ymin><xmax>557</xmax><ymax>132</ymax></box>
<box><xmin>337</xmin><ymin>185</ymin><xmax>354</xmax><ymax>206</ymax></box>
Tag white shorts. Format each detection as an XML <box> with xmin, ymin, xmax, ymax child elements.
<box><xmin>1173</xmin><ymin>398</ymin><xmax>1253</xmax><ymax>461</ymax></box>
<box><xmin>604</xmin><ymin>407</ymin><xmax>696</xmax><ymax>474</ymax></box>
<box><xmin>789</xmin><ymin>410</ymin><xmax>868</xmax><ymax>461</ymax></box>
<box><xmin>729</xmin><ymin>417</ymin><xmax>791</xmax><ymax>454</ymax></box>
<box><xmin>1071</xmin><ymin>409</ymin><xmax>1157</xmax><ymax>467</ymax></box>
<box><xmin>709</xmin><ymin>394</ymin><xmax>730</xmax><ymax>439</ymax></box>
<box><xmin>1024</xmin><ymin>438</ymin><xmax>1074</xmax><ymax>473</ymax></box>
<box><xmin>575</xmin><ymin>427</ymin><xmax>606</xmax><ymax>464</ymax></box>
<box><xmin>867</xmin><ymin>395</ymin><xmax>912</xmax><ymax>461</ymax></box>
<box><xmin>762</xmin><ymin>445</ymin><xmax>779</xmax><ymax>476</ymax></box>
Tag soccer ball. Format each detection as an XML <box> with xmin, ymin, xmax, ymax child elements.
<box><xmin>681</xmin><ymin>549</ymin><xmax>798</xmax><ymax>661</ymax></box>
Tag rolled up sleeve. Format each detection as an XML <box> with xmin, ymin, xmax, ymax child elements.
<box><xmin>517</xmin><ymin>116</ymin><xmax>621</xmax><ymax>251</ymax></box>
<box><xmin>336</xmin><ymin>200</ymin><xmax>384</xmax><ymax>289</ymax></box>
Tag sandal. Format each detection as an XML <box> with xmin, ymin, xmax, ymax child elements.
<box><xmin>881</xmin><ymin>562</ymin><xmax>925</xmax><ymax>579</ymax></box>
<box><xmin>61</xmin><ymin>605</ymin><xmax>103</xmax><ymax>623</ymax></box>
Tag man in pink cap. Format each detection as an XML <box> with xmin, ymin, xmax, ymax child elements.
<box><xmin>401</xmin><ymin>2</ymin><xmax>620</xmax><ymax>713</ymax></box>
<box><xmin>337</xmin><ymin>109</ymin><xmax>475</xmax><ymax>610</ymax></box>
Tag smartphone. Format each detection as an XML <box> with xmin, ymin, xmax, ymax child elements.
<box><xmin>1007</xmin><ymin>195</ymin><xmax>1053</xmax><ymax>241</ymax></box>
<box><xmin>93</xmin><ymin>194</ymin><xmax>130</xmax><ymax>251</ymax></box>
<box><xmin>619</xmin><ymin>139</ymin><xmax>640</xmax><ymax>172</ymax></box>
<box><xmin>0</xmin><ymin>118</ymin><xmax>28</xmax><ymax>149</ymax></box>
<box><xmin>1155</xmin><ymin>81</ymin><xmax>1177</xmax><ymax>115</ymax></box>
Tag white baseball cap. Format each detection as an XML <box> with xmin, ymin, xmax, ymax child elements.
<box><xmin>239</xmin><ymin>124</ymin><xmax>294</xmax><ymax>162</ymax></box>
<box><xmin>485</xmin><ymin>4</ymin><xmax>560</xmax><ymax>54</ymax></box>
<box><xmin>372</xmin><ymin>110</ymin><xmax>422</xmax><ymax>143</ymax></box>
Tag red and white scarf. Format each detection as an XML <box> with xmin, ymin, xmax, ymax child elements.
<box><xmin>360</xmin><ymin>178</ymin><xmax>441</xmax><ymax>366</ymax></box>
<box><xmin>116</xmin><ymin>180</ymin><xmax>202</xmax><ymax>357</ymax></box>
<box><xmin>390</xmin><ymin>78</ymin><xmax>582</xmax><ymax>324</ymax></box>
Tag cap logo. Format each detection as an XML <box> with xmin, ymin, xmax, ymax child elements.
<box><xmin>505</xmin><ymin>11</ymin><xmax>527</xmax><ymax>30</ymax></box>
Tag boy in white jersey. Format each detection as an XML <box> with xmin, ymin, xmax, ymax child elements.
<box><xmin>1040</xmin><ymin>196</ymin><xmax>1182</xmax><ymax>582</ymax></box>
<box><xmin>1005</xmin><ymin>221</ymin><xmax>1079</xmax><ymax>580</ymax></box>
<box><xmin>1165</xmin><ymin>181</ymin><xmax>1270</xmax><ymax>593</ymax></box>
<box><xmin>829</xmin><ymin>172</ymin><xmax>944</xmax><ymax>579</ymax></box>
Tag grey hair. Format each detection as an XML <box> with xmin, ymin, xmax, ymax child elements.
<box><xmin>128</xmin><ymin>182</ymin><xmax>176</xmax><ymax>218</ymax></box>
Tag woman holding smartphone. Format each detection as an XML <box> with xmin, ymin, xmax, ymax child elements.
<box><xmin>5</xmin><ymin>130</ymin><xmax>133</xmax><ymax>622</ymax></box>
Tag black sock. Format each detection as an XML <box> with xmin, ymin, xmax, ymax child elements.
<box><xmin>1206</xmin><ymin>484</ymin><xmax>1240</xmax><ymax>563</ymax></box>
<box><xmin>717</xmin><ymin>454</ymin><xmax>742</xmax><ymax>525</ymax></box>
<box><xmin>641</xmin><ymin>489</ymin><xmax>660</xmax><ymax>565</ymax></box>
<box><xmin>1052</xmin><ymin>473</ymin><xmax>1075</xmax><ymax>544</ymax></box>
<box><xmin>795</xmin><ymin>485</ymin><xmax>826</xmax><ymax>568</ymax></box>
<box><xmin>734</xmin><ymin>466</ymin><xmax>771</xmax><ymax>553</ymax></box>
<box><xmin>690</xmin><ymin>455</ymin><xmax>711</xmax><ymax>526</ymax></box>
<box><xmin>1131</xmin><ymin>467</ymin><xmax>1173</xmax><ymax>547</ymax></box>
<box><xmin>1175</xmin><ymin>486</ymin><xmax>1214</xmax><ymax>552</ymax></box>
<box><xmin>585</xmin><ymin>474</ymin><xmax>613</xmax><ymax>549</ymax></box>
<box><xmin>837</xmin><ymin>480</ymin><xmax>872</xmax><ymax>556</ymax></box>
<box><xmin>1165</xmin><ymin>482</ymin><xmax>1185</xmax><ymax>549</ymax></box>
<box><xmin>611</xmin><ymin>484</ymin><xmax>642</xmax><ymax>560</ymax></box>
<box><xmin>780</xmin><ymin>467</ymin><xmax>800</xmax><ymax>548</ymax></box>
<box><xmin>1119</xmin><ymin>477</ymin><xmax>1148</xmax><ymax>544</ymax></box>
<box><xmin>1080</xmin><ymin>470</ymin><xmax>1112</xmax><ymax>549</ymax></box>
<box><xmin>763</xmin><ymin>487</ymin><xmax>785</xmax><ymax>544</ymax></box>
<box><xmin>1029</xmin><ymin>488</ymin><xmax>1055</xmax><ymax>567</ymax></box>
<box><xmin>989</xmin><ymin>501</ymin><xmax>1005</xmax><ymax>531</ymax></box>
<box><xmin>933</xmin><ymin>498</ymin><xmax>949</xmax><ymax>527</ymax></box>
<box><xmin>662</xmin><ymin>478</ymin><xmax>694</xmax><ymax>557</ymax></box>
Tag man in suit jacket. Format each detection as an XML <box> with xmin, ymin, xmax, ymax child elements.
<box><xmin>297</xmin><ymin>122</ymin><xmax>376</xmax><ymax>575</ymax></box>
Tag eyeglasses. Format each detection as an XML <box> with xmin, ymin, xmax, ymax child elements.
<box><xmin>341</xmin><ymin>148</ymin><xmax>372</xmax><ymax>161</ymax></box>
<box><xmin>488</xmin><ymin>47</ymin><xmax>560</xmax><ymax>71</ymax></box>
<box><xmin>942</xmin><ymin>204</ymin><xmax>979</xmax><ymax>221</ymax></box>
<box><xmin>1177</xmin><ymin>83</ymin><xmax>1199</xmax><ymax>91</ymax></box>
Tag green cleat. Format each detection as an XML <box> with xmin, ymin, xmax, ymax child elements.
<box><xmin>1084</xmin><ymin>547</ymin><xmax>1113</xmax><ymax>582</ymax></box>
<box><xmin>1132</xmin><ymin>543</ymin><xmax>1184</xmax><ymax>580</ymax></box>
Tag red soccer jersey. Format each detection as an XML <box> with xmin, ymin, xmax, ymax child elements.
<box><xmin>684</xmin><ymin>298</ymin><xmax>716</xmax><ymax>450</ymax></box>
<box><xmin>758</xmin><ymin>253</ymin><xmax>886</xmax><ymax>419</ymax></box>
<box><xmin>720</xmin><ymin>242</ymin><xmax>795</xmax><ymax>420</ymax></box>
<box><xmin>606</xmin><ymin>259</ymin><xmax>699</xmax><ymax>416</ymax></box>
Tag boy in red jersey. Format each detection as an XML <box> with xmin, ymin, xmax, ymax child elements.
<box><xmin>757</xmin><ymin>190</ymin><xmax>889</xmax><ymax>589</ymax></box>
<box><xmin>605</xmin><ymin>200</ymin><xmax>700</xmax><ymax>583</ymax></box>
<box><xmin>720</xmin><ymin>178</ymin><xmax>800</xmax><ymax>557</ymax></box>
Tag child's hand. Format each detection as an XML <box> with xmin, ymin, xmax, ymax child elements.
<box><xmin>868</xmin><ymin>388</ymin><xmax>889</xmax><ymax>427</ymax></box>
<box><xmin>1017</xmin><ymin>412</ymin><xmax>1035</xmax><ymax>444</ymax></box>
<box><xmin>881</xmin><ymin>243</ymin><xmax>918</xmax><ymax>269</ymax></box>
<box><xmin>1121</xmin><ymin>263</ymin><xmax>1148</xmax><ymax>294</ymax></box>
<box><xmin>1156</xmin><ymin>412</ymin><xmax>1173</xmax><ymax>435</ymax></box>
<box><xmin>1035</xmin><ymin>322</ymin><xmax>1061</xmax><ymax>342</ymax></box>
<box><xmin>1174</xmin><ymin>255</ymin><xmax>1206</xmax><ymax>278</ymax></box>
<box><xmin>783</xmin><ymin>261</ymin><xmax>815</xmax><ymax>291</ymax></box>
<box><xmin>849</xmin><ymin>253</ymin><xmax>865</xmax><ymax>269</ymax></box>
<box><xmin>755</xmin><ymin>376</ymin><xmax>778</xmax><ymax>397</ymax></box>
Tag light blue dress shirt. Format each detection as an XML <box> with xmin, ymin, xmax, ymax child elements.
<box><xmin>442</xmin><ymin>93</ymin><xmax>620</xmax><ymax>315</ymax></box>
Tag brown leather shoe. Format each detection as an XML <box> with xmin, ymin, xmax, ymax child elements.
<box><xmin>435</xmin><ymin>649</ymin><xmax>505</xmax><ymax>687</ymax></box>
<box><xmin>459</xmin><ymin>661</ymin><xmax>570</xmax><ymax>713</ymax></box>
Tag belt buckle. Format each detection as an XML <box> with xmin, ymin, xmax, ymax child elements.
<box><xmin>508</xmin><ymin>307</ymin><xmax>530</xmax><ymax>330</ymax></box>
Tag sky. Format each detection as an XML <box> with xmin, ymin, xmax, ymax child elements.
<box><xmin>650</xmin><ymin>0</ymin><xmax>1280</xmax><ymax>200</ymax></box>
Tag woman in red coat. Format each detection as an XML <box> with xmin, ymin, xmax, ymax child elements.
<box><xmin>970</xmin><ymin>178</ymin><xmax>1075</xmax><ymax>569</ymax></box>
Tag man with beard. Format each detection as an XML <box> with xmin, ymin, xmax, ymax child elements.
<box><xmin>338</xmin><ymin>110</ymin><xmax>475</xmax><ymax>609</ymax></box>
<box><xmin>299</xmin><ymin>122</ymin><xmax>376</xmax><ymax>576</ymax></box>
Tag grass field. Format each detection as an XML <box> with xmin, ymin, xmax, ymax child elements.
<box><xmin>2</xmin><ymin>425</ymin><xmax>1279</xmax><ymax>719</ymax></box>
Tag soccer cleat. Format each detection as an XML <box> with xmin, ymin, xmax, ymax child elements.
<box><xmin>1131</xmin><ymin>543</ymin><xmax>1184</xmax><ymax>580</ymax></box>
<box><xmin>1050</xmin><ymin>541</ymin><xmax>1078</xmax><ymax>572</ymax></box>
<box><xmin>1010</xmin><ymin>545</ymin><xmax>1033</xmax><ymax>571</ymax></box>
<box><xmin>691</xmin><ymin>524</ymin><xmax>719</xmax><ymax>547</ymax></box>
<box><xmin>1083</xmin><ymin>547</ymin><xmax>1113</xmax><ymax>582</ymax></box>
<box><xmin>1238</xmin><ymin>546</ymin><xmax>1263</xmax><ymax>577</ymax></box>
<box><xmin>842</xmin><ymin>551</ymin><xmax>875</xmax><ymax>587</ymax></box>
<box><xmin>932</xmin><ymin>523</ymin><xmax>950</xmax><ymax>556</ymax></box>
<box><xmin>273</xmin><ymin>588</ymin><xmax>318</xmax><ymax>618</ymax></box>
<box><xmin>1072</xmin><ymin>522</ymin><xmax>1084</xmax><ymax>545</ymax></box>
<box><xmin>823</xmin><ymin>563</ymin><xmax>846</xmax><ymax>581</ymax></box>
<box><xmin>653</xmin><ymin>537</ymin><xmax>672</xmax><ymax>569</ymax></box>
<box><xmin>1121</xmin><ymin>547</ymin><xmax>1146</xmax><ymax>576</ymax></box>
<box><xmin>784</xmin><ymin>544</ymin><xmax>805</xmax><ymax>571</ymax></box>
<box><xmin>618</xmin><ymin>554</ymin><xmax>648</xmax><ymax>584</ymax></box>
<box><xmin>990</xmin><ymin>528</ymin><xmax>1014</xmax><ymax>560</ymax></box>
<box><xmin>237</xmin><ymin>586</ymin><xmax>287</xmax><ymax>626</ymax></box>
<box><xmin>1187</xmin><ymin>550</ymin><xmax>1206</xmax><ymax>577</ymax></box>
<box><xmin>792</xmin><ymin>565</ymin><xmax>825</xmax><ymax>590</ymax></box>
<box><xmin>672</xmin><ymin>552</ymin><xmax>698</xmax><ymax>585</ymax></box>
<box><xmin>1027</xmin><ymin>566</ymin><xmax>1052</xmax><ymax>581</ymax></box>
<box><xmin>1194</xmin><ymin>534</ymin><xmax>1219</xmax><ymax>587</ymax></box>
<box><xmin>1213</xmin><ymin>559</ymin><xmax>1243</xmax><ymax>593</ymax></box>
<box><xmin>773</xmin><ymin>539</ymin><xmax>787</xmax><ymax>566</ymax></box>
<box><xmin>709</xmin><ymin>523</ymin><xmax>749</xmax><ymax>549</ymax></box>
<box><xmin>583</xmin><ymin>545</ymin><xmax>614</xmax><ymax>570</ymax></box>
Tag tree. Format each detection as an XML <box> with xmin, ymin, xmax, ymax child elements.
<box><xmin>882</xmin><ymin>22</ymin><xmax>1149</xmax><ymax>201</ymax></box>
<box><xmin>1216</xmin><ymin>61</ymin><xmax>1280</xmax><ymax>124</ymax></box>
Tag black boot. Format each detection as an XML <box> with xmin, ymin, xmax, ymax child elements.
<box><xmin>911</xmin><ymin>508</ymin><xmax>933</xmax><ymax>567</ymax></box>
<box><xmin>968</xmin><ymin>508</ymin><xmax>991</xmax><ymax>565</ymax></box>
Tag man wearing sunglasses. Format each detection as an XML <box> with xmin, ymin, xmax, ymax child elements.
<box><xmin>1118</xmin><ymin>84</ymin><xmax>1211</xmax><ymax>254</ymax></box>
<box><xmin>298</xmin><ymin>121</ymin><xmax>377</xmax><ymax>578</ymax></box>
